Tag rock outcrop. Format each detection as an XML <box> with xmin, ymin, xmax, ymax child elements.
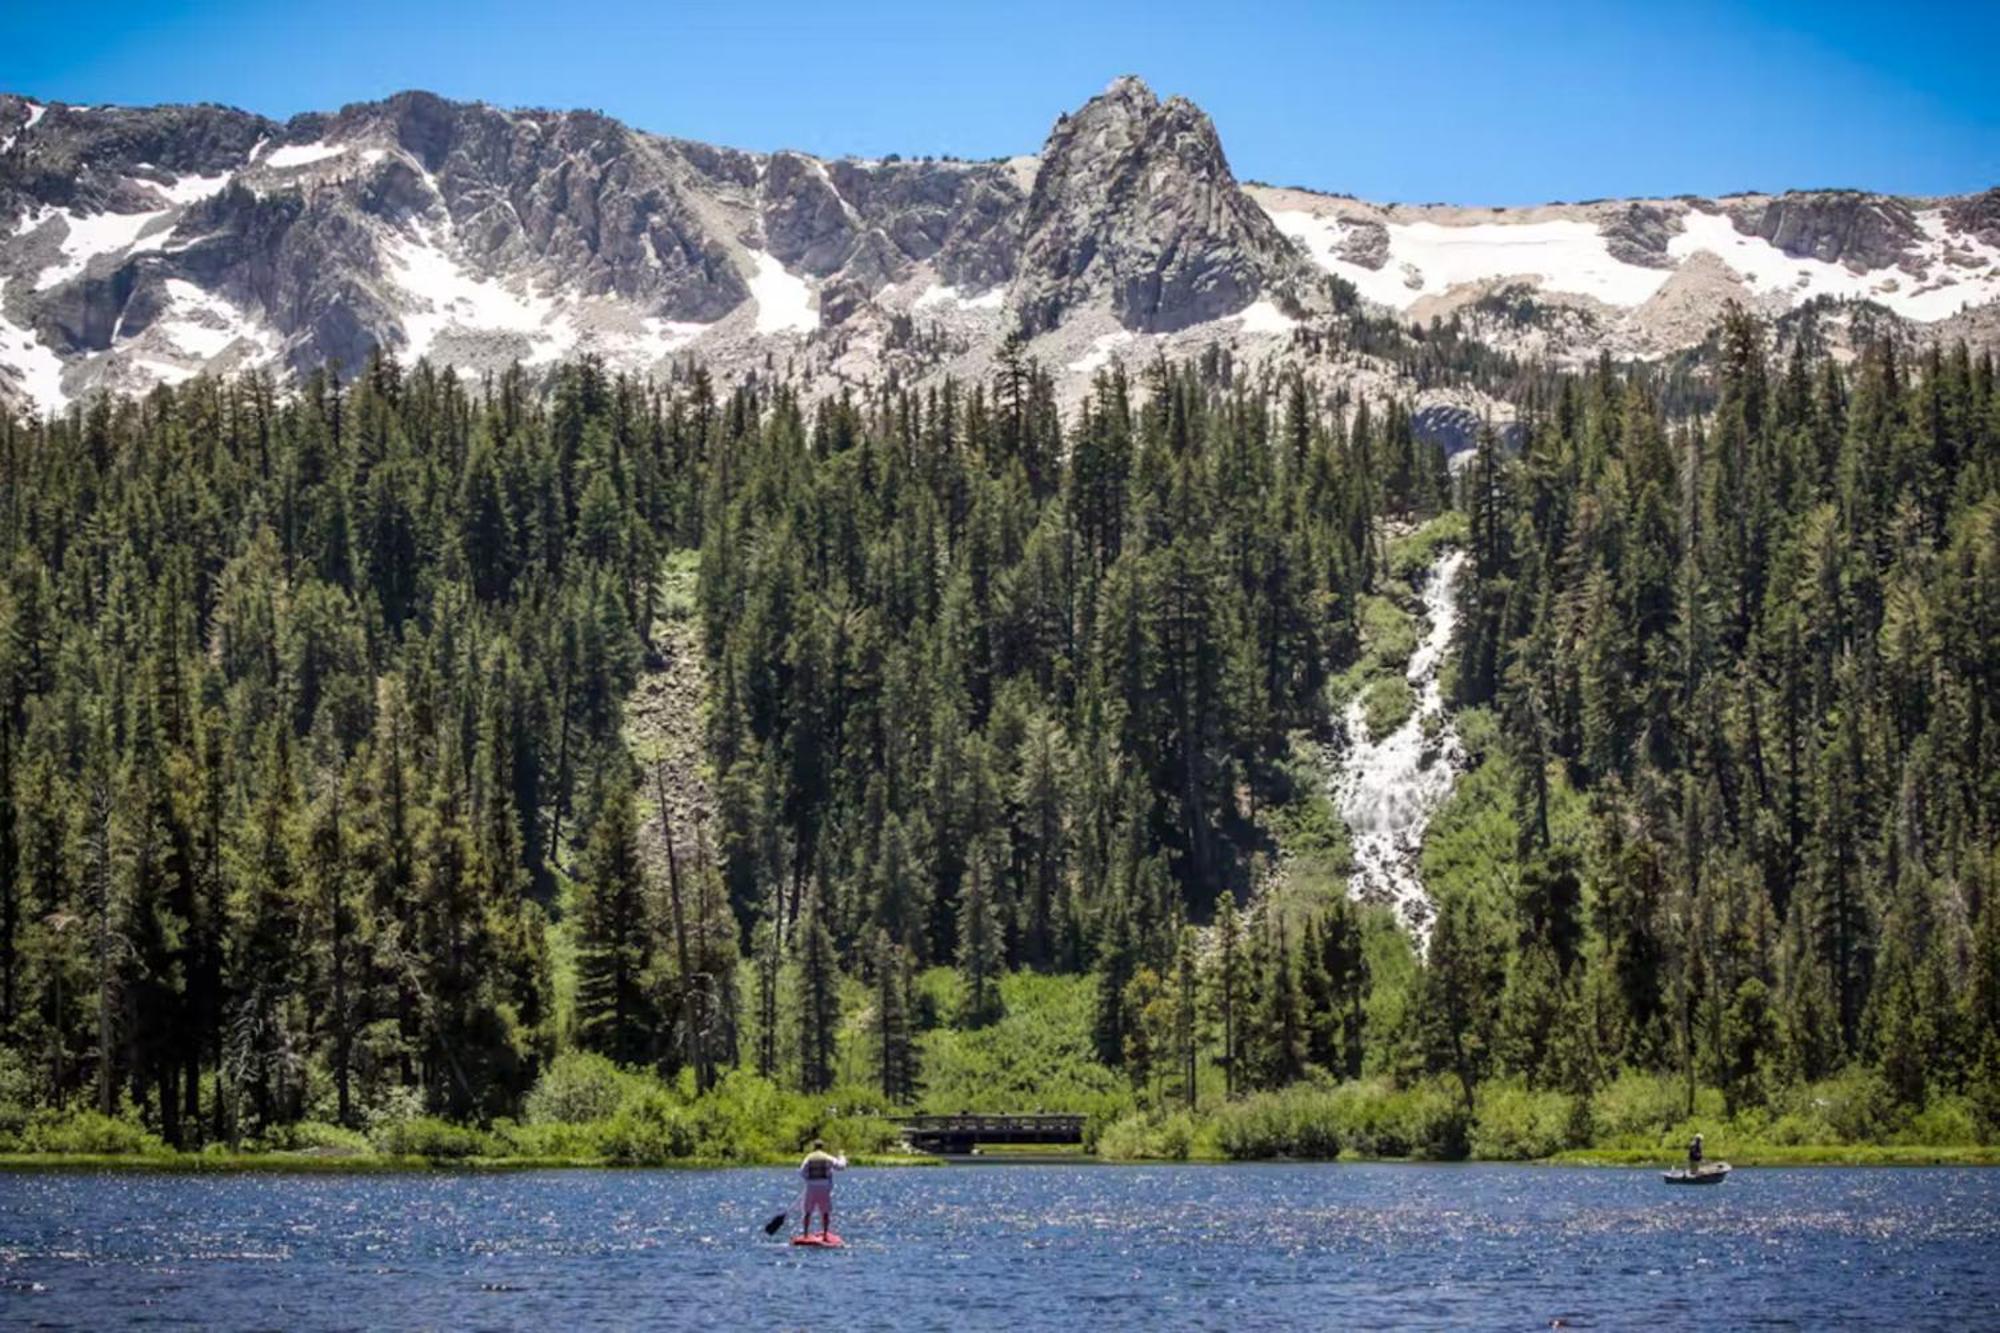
<box><xmin>3</xmin><ymin>80</ymin><xmax>1997</xmax><ymax>414</ymax></box>
<box><xmin>1728</xmin><ymin>190</ymin><xmax>1922</xmax><ymax>274</ymax></box>
<box><xmin>1010</xmin><ymin>76</ymin><xmax>1311</xmax><ymax>334</ymax></box>
<box><xmin>1601</xmin><ymin>203</ymin><xmax>1682</xmax><ymax>268</ymax></box>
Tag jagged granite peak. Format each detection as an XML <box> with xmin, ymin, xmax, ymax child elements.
<box><xmin>1011</xmin><ymin>75</ymin><xmax>1311</xmax><ymax>334</ymax></box>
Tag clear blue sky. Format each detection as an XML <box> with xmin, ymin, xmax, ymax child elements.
<box><xmin>3</xmin><ymin>0</ymin><xmax>1994</xmax><ymax>204</ymax></box>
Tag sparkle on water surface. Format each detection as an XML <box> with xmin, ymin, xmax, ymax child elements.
<box><xmin>3</xmin><ymin>1165</ymin><xmax>1997</xmax><ymax>1329</ymax></box>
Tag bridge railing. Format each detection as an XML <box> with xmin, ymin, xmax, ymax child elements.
<box><xmin>896</xmin><ymin>1113</ymin><xmax>1087</xmax><ymax>1145</ymax></box>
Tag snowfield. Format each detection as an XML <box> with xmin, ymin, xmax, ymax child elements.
<box><xmin>154</xmin><ymin>279</ymin><xmax>255</xmax><ymax>361</ymax></box>
<box><xmin>1665</xmin><ymin>208</ymin><xmax>2000</xmax><ymax>322</ymax></box>
<box><xmin>1236</xmin><ymin>299</ymin><xmax>1298</xmax><ymax>334</ymax></box>
<box><xmin>1268</xmin><ymin>198</ymin><xmax>2000</xmax><ymax>325</ymax></box>
<box><xmin>32</xmin><ymin>205</ymin><xmax>175</xmax><ymax>290</ymax></box>
<box><xmin>386</xmin><ymin>220</ymin><xmax>562</xmax><ymax>362</ymax></box>
<box><xmin>1271</xmin><ymin>210</ymin><xmax>1674</xmax><ymax>310</ymax></box>
<box><xmin>0</xmin><ymin>278</ymin><xmax>70</xmax><ymax>410</ymax></box>
<box><xmin>264</xmin><ymin>141</ymin><xmax>348</xmax><ymax>169</ymax></box>
<box><xmin>748</xmin><ymin>250</ymin><xmax>817</xmax><ymax>335</ymax></box>
<box><xmin>914</xmin><ymin>282</ymin><xmax>1007</xmax><ymax>312</ymax></box>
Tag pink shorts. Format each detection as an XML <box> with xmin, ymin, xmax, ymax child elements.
<box><xmin>803</xmin><ymin>1183</ymin><xmax>832</xmax><ymax>1210</ymax></box>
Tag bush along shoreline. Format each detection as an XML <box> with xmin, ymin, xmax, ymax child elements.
<box><xmin>5</xmin><ymin>1057</ymin><xmax>1995</xmax><ymax>1170</ymax></box>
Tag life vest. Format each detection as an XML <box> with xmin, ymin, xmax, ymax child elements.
<box><xmin>803</xmin><ymin>1154</ymin><xmax>834</xmax><ymax>1181</ymax></box>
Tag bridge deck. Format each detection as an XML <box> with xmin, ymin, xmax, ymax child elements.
<box><xmin>898</xmin><ymin>1114</ymin><xmax>1086</xmax><ymax>1152</ymax></box>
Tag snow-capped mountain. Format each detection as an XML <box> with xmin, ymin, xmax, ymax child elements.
<box><xmin>2</xmin><ymin>77</ymin><xmax>1997</xmax><ymax>415</ymax></box>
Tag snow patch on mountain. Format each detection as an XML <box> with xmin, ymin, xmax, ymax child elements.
<box><xmin>1273</xmin><ymin>210</ymin><xmax>1673</xmax><ymax>310</ymax></box>
<box><xmin>915</xmin><ymin>282</ymin><xmax>1007</xmax><ymax>312</ymax></box>
<box><xmin>1236</xmin><ymin>299</ymin><xmax>1297</xmax><ymax>334</ymax></box>
<box><xmin>1271</xmin><ymin>197</ymin><xmax>2000</xmax><ymax>327</ymax></box>
<box><xmin>153</xmin><ymin>171</ymin><xmax>235</xmax><ymax>205</ymax></box>
<box><xmin>31</xmin><ymin>205</ymin><xmax>174</xmax><ymax>291</ymax></box>
<box><xmin>154</xmin><ymin>279</ymin><xmax>257</xmax><ymax>361</ymax></box>
<box><xmin>386</xmin><ymin>221</ymin><xmax>561</xmax><ymax>361</ymax></box>
<box><xmin>265</xmin><ymin>141</ymin><xmax>347</xmax><ymax>169</ymax></box>
<box><xmin>747</xmin><ymin>250</ymin><xmax>816</xmax><ymax>335</ymax></box>
<box><xmin>1067</xmin><ymin>329</ymin><xmax>1133</xmax><ymax>376</ymax></box>
<box><xmin>0</xmin><ymin>279</ymin><xmax>69</xmax><ymax>410</ymax></box>
<box><xmin>1</xmin><ymin>102</ymin><xmax>45</xmax><ymax>154</ymax></box>
<box><xmin>1668</xmin><ymin>208</ymin><xmax>2000</xmax><ymax>321</ymax></box>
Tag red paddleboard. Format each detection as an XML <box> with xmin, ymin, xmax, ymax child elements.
<box><xmin>791</xmin><ymin>1233</ymin><xmax>844</xmax><ymax>1248</ymax></box>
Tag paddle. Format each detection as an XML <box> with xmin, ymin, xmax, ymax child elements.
<box><xmin>763</xmin><ymin>1186</ymin><xmax>803</xmax><ymax>1236</ymax></box>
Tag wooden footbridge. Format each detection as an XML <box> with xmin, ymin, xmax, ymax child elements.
<box><xmin>897</xmin><ymin>1113</ymin><xmax>1086</xmax><ymax>1156</ymax></box>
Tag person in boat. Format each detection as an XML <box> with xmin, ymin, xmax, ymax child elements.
<box><xmin>1687</xmin><ymin>1133</ymin><xmax>1705</xmax><ymax>1174</ymax></box>
<box><xmin>798</xmin><ymin>1139</ymin><xmax>848</xmax><ymax>1238</ymax></box>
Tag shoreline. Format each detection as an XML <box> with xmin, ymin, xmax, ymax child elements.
<box><xmin>4</xmin><ymin>1146</ymin><xmax>1997</xmax><ymax>1173</ymax></box>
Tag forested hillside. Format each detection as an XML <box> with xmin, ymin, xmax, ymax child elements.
<box><xmin>1</xmin><ymin>312</ymin><xmax>1997</xmax><ymax>1160</ymax></box>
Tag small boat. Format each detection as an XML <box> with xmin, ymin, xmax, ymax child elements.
<box><xmin>1662</xmin><ymin>1163</ymin><xmax>1731</xmax><ymax>1185</ymax></box>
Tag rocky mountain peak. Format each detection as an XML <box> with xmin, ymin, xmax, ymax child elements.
<box><xmin>1011</xmin><ymin>77</ymin><xmax>1310</xmax><ymax>334</ymax></box>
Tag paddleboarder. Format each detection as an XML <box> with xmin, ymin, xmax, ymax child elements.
<box><xmin>798</xmin><ymin>1140</ymin><xmax>848</xmax><ymax>1240</ymax></box>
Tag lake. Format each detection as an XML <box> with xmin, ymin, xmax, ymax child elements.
<box><xmin>3</xmin><ymin>1164</ymin><xmax>1997</xmax><ymax>1328</ymax></box>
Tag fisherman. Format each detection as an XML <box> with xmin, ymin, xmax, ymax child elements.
<box><xmin>798</xmin><ymin>1139</ymin><xmax>848</xmax><ymax>1238</ymax></box>
<box><xmin>1687</xmin><ymin>1132</ymin><xmax>1705</xmax><ymax>1174</ymax></box>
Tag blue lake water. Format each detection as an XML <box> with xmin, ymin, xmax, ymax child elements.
<box><xmin>3</xmin><ymin>1164</ymin><xmax>1997</xmax><ymax>1329</ymax></box>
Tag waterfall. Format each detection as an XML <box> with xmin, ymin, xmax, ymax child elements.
<box><xmin>1334</xmin><ymin>548</ymin><xmax>1469</xmax><ymax>944</ymax></box>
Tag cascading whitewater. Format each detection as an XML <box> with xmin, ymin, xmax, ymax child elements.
<box><xmin>1334</xmin><ymin>548</ymin><xmax>1469</xmax><ymax>945</ymax></box>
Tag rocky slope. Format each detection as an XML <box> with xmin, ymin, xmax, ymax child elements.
<box><xmin>2</xmin><ymin>80</ymin><xmax>1996</xmax><ymax>417</ymax></box>
<box><xmin>1256</xmin><ymin>182</ymin><xmax>2000</xmax><ymax>362</ymax></box>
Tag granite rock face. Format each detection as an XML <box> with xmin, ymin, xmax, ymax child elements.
<box><xmin>1944</xmin><ymin>188</ymin><xmax>2000</xmax><ymax>250</ymax></box>
<box><xmin>1600</xmin><ymin>203</ymin><xmax>1683</xmax><ymax>269</ymax></box>
<box><xmin>2</xmin><ymin>80</ymin><xmax>1996</xmax><ymax>413</ymax></box>
<box><xmin>1729</xmin><ymin>190</ymin><xmax>1923</xmax><ymax>273</ymax></box>
<box><xmin>1336</xmin><ymin>218</ymin><xmax>1390</xmax><ymax>270</ymax></box>
<box><xmin>1010</xmin><ymin>76</ymin><xmax>1312</xmax><ymax>334</ymax></box>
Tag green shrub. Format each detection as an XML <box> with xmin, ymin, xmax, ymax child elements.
<box><xmin>1397</xmin><ymin>1079</ymin><xmax>1472</xmax><ymax>1159</ymax></box>
<box><xmin>258</xmin><ymin>1121</ymin><xmax>373</xmax><ymax>1155</ymax></box>
<box><xmin>601</xmin><ymin>1090</ymin><xmax>698</xmax><ymax>1163</ymax></box>
<box><xmin>918</xmin><ymin>973</ymin><xmax>1128</xmax><ymax>1118</ymax></box>
<box><xmin>1098</xmin><ymin>1110</ymin><xmax>1206</xmax><ymax>1161</ymax></box>
<box><xmin>1794</xmin><ymin>1068</ymin><xmax>1897</xmax><ymax>1143</ymax></box>
<box><xmin>372</xmin><ymin>1116</ymin><xmax>493</xmax><ymax>1160</ymax></box>
<box><xmin>24</xmin><ymin>1110</ymin><xmax>165</xmax><ymax>1156</ymax></box>
<box><xmin>1761</xmin><ymin>1111</ymin><xmax>1832</xmax><ymax>1146</ymax></box>
<box><xmin>1363</xmin><ymin>676</ymin><xmax>1417</xmax><ymax>741</ymax></box>
<box><xmin>817</xmin><ymin>1112</ymin><xmax>901</xmax><ymax>1157</ymax></box>
<box><xmin>1359</xmin><ymin>595</ymin><xmax>1419</xmax><ymax>673</ymax></box>
<box><xmin>1386</xmin><ymin>512</ymin><xmax>1469</xmax><ymax>584</ymax></box>
<box><xmin>1213</xmin><ymin>1087</ymin><xmax>1344</xmax><ymax>1160</ymax></box>
<box><xmin>525</xmin><ymin>1051</ymin><xmax>649</xmax><ymax>1125</ymax></box>
<box><xmin>1590</xmin><ymin>1071</ymin><xmax>1689</xmax><ymax>1144</ymax></box>
<box><xmin>1894</xmin><ymin>1098</ymin><xmax>1978</xmax><ymax>1147</ymax></box>
<box><xmin>493</xmin><ymin>1119</ymin><xmax>610</xmax><ymax>1160</ymax></box>
<box><xmin>1471</xmin><ymin>1084</ymin><xmax>1577</xmax><ymax>1160</ymax></box>
<box><xmin>683</xmin><ymin>1070</ymin><xmax>818</xmax><ymax>1160</ymax></box>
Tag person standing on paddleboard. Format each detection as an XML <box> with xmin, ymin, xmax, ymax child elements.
<box><xmin>798</xmin><ymin>1140</ymin><xmax>848</xmax><ymax>1239</ymax></box>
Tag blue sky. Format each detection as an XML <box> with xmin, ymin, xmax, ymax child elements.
<box><xmin>3</xmin><ymin>0</ymin><xmax>1994</xmax><ymax>204</ymax></box>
